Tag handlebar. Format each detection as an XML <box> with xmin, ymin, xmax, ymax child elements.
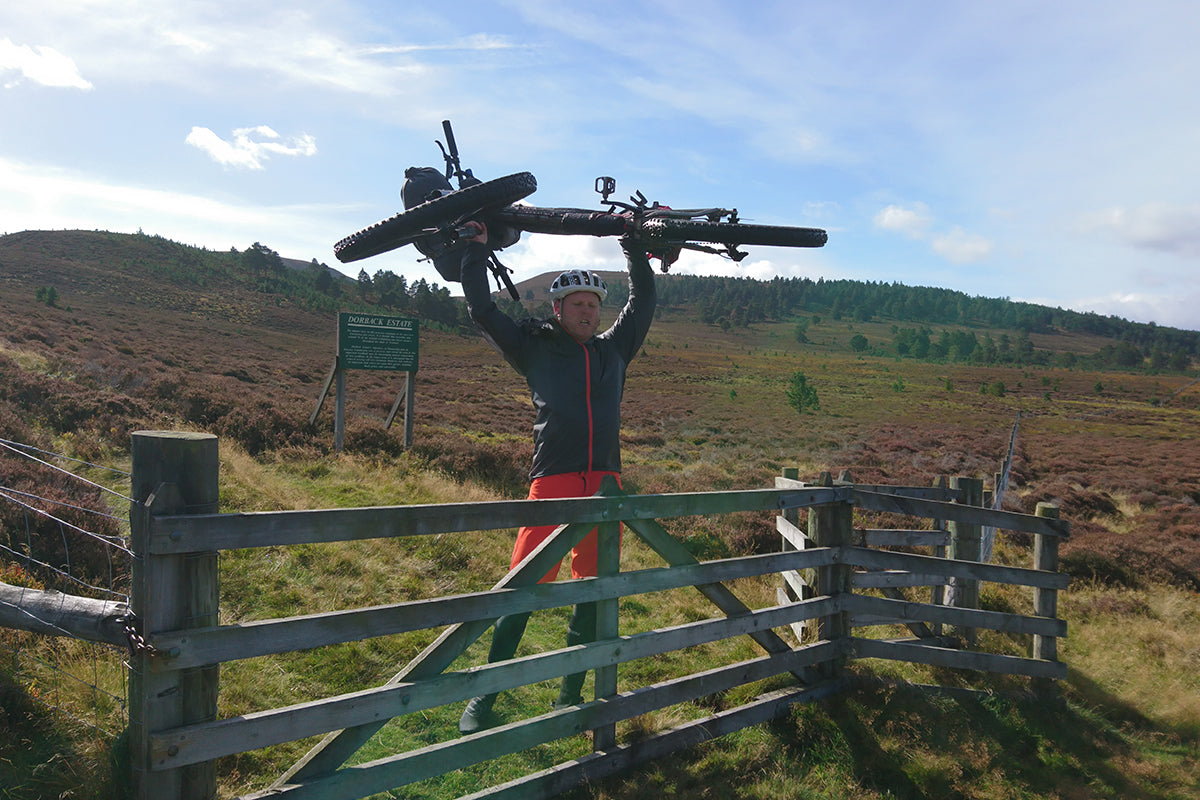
<box><xmin>439</xmin><ymin>119</ymin><xmax>474</xmax><ymax>186</ymax></box>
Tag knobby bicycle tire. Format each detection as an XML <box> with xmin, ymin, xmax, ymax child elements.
<box><xmin>490</xmin><ymin>206</ymin><xmax>629</xmax><ymax>237</ymax></box>
<box><xmin>491</xmin><ymin>207</ymin><xmax>828</xmax><ymax>249</ymax></box>
<box><xmin>640</xmin><ymin>218</ymin><xmax>827</xmax><ymax>248</ymax></box>
<box><xmin>334</xmin><ymin>172</ymin><xmax>537</xmax><ymax>263</ymax></box>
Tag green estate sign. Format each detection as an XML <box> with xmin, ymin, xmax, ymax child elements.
<box><xmin>338</xmin><ymin>312</ymin><xmax>419</xmax><ymax>372</ymax></box>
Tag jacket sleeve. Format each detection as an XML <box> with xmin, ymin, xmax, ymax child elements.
<box><xmin>604</xmin><ymin>240</ymin><xmax>657</xmax><ymax>361</ymax></box>
<box><xmin>459</xmin><ymin>243</ymin><xmax>528</xmax><ymax>374</ymax></box>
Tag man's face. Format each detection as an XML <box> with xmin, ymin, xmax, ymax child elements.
<box><xmin>556</xmin><ymin>290</ymin><xmax>602</xmax><ymax>342</ymax></box>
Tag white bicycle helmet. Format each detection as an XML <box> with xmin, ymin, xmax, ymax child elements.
<box><xmin>548</xmin><ymin>269</ymin><xmax>608</xmax><ymax>302</ymax></box>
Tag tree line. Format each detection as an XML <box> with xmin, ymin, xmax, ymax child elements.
<box><xmin>881</xmin><ymin>325</ymin><xmax>1192</xmax><ymax>372</ymax></box>
<box><xmin>219</xmin><ymin>241</ymin><xmax>1198</xmax><ymax>373</ymax></box>
<box><xmin>655</xmin><ymin>273</ymin><xmax>1199</xmax><ymax>372</ymax></box>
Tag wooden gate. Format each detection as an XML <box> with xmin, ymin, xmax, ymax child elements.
<box><xmin>19</xmin><ymin>431</ymin><xmax>1069</xmax><ymax>799</ymax></box>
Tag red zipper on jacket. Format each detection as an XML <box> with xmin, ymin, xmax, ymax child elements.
<box><xmin>579</xmin><ymin>339</ymin><xmax>594</xmax><ymax>471</ymax></box>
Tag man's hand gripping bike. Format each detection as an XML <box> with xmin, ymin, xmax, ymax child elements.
<box><xmin>333</xmin><ymin>120</ymin><xmax>828</xmax><ymax>300</ymax></box>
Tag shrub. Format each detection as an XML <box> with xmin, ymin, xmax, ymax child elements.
<box><xmin>214</xmin><ymin>398</ymin><xmax>313</xmax><ymax>456</ymax></box>
<box><xmin>343</xmin><ymin>422</ymin><xmax>407</xmax><ymax>457</ymax></box>
<box><xmin>35</xmin><ymin>285</ymin><xmax>59</xmax><ymax>307</ymax></box>
<box><xmin>1061</xmin><ymin>550</ymin><xmax>1138</xmax><ymax>588</ymax></box>
<box><xmin>409</xmin><ymin>428</ymin><xmax>529</xmax><ymax>497</ymax></box>
<box><xmin>681</xmin><ymin>529</ymin><xmax>730</xmax><ymax>560</ymax></box>
<box><xmin>785</xmin><ymin>371</ymin><xmax>820</xmax><ymax>415</ymax></box>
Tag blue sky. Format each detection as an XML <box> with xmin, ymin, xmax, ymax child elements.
<box><xmin>3</xmin><ymin>1</ymin><xmax>1199</xmax><ymax>330</ymax></box>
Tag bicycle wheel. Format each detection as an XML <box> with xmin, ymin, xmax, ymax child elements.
<box><xmin>334</xmin><ymin>172</ymin><xmax>537</xmax><ymax>263</ymax></box>
<box><xmin>640</xmin><ymin>218</ymin><xmax>827</xmax><ymax>248</ymax></box>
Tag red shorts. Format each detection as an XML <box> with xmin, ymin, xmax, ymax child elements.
<box><xmin>511</xmin><ymin>471</ymin><xmax>621</xmax><ymax>582</ymax></box>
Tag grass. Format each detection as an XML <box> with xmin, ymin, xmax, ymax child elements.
<box><xmin>6</xmin><ymin>433</ymin><xmax>1200</xmax><ymax>800</ymax></box>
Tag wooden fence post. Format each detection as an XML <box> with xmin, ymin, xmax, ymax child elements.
<box><xmin>947</xmin><ymin>476</ymin><xmax>983</xmax><ymax>646</ymax></box>
<box><xmin>1033</xmin><ymin>502</ymin><xmax>1061</xmax><ymax>694</ymax></box>
<box><xmin>930</xmin><ymin>475</ymin><xmax>948</xmax><ymax>636</ymax></box>
<box><xmin>808</xmin><ymin>471</ymin><xmax>852</xmax><ymax>678</ymax></box>
<box><xmin>335</xmin><ymin>367</ymin><xmax>346</xmax><ymax>452</ymax></box>
<box><xmin>778</xmin><ymin>467</ymin><xmax>807</xmax><ymax>606</ymax></box>
<box><xmin>129</xmin><ymin>431</ymin><xmax>220</xmax><ymax>800</ymax></box>
<box><xmin>384</xmin><ymin>372</ymin><xmax>416</xmax><ymax>449</ymax></box>
<box><xmin>592</xmin><ymin>514</ymin><xmax>621</xmax><ymax>752</ymax></box>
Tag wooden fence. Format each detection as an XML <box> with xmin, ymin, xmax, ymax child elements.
<box><xmin>2</xmin><ymin>431</ymin><xmax>1070</xmax><ymax>799</ymax></box>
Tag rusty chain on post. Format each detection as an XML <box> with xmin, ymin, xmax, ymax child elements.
<box><xmin>116</xmin><ymin>613</ymin><xmax>163</xmax><ymax>659</ymax></box>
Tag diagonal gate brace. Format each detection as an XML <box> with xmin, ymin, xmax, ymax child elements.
<box><xmin>274</xmin><ymin>516</ymin><xmax>596</xmax><ymax>786</ymax></box>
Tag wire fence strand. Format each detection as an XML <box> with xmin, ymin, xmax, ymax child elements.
<box><xmin>1</xmin><ymin>436</ymin><xmax>135</xmax><ymax>745</ymax></box>
<box><xmin>0</xmin><ymin>437</ymin><xmax>136</xmax><ymax>505</ymax></box>
<box><xmin>0</xmin><ymin>488</ymin><xmax>132</xmax><ymax>553</ymax></box>
<box><xmin>0</xmin><ymin>485</ymin><xmax>126</xmax><ymax>522</ymax></box>
<box><xmin>0</xmin><ymin>436</ymin><xmax>131</xmax><ymax>477</ymax></box>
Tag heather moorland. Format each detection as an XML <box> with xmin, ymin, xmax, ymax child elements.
<box><xmin>1</xmin><ymin>230</ymin><xmax>1199</xmax><ymax>798</ymax></box>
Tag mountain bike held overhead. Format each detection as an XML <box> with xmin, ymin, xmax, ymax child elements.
<box><xmin>333</xmin><ymin>119</ymin><xmax>828</xmax><ymax>300</ymax></box>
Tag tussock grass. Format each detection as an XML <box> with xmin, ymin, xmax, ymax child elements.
<box><xmin>0</xmin><ymin>342</ymin><xmax>52</xmax><ymax>375</ymax></box>
<box><xmin>1064</xmin><ymin>585</ymin><xmax>1200</xmax><ymax>738</ymax></box>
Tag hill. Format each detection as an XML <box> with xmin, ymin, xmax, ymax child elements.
<box><xmin>2</xmin><ymin>230</ymin><xmax>1200</xmax><ymax>798</ymax></box>
<box><xmin>3</xmin><ymin>227</ymin><xmax>1199</xmax><ymax>590</ymax></box>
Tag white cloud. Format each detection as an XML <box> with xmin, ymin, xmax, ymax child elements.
<box><xmin>502</xmin><ymin>229</ymin><xmax>623</xmax><ymax>276</ymax></box>
<box><xmin>672</xmin><ymin>252</ymin><xmax>798</xmax><ymax>282</ymax></box>
<box><xmin>0</xmin><ymin>37</ymin><xmax>91</xmax><ymax>89</ymax></box>
<box><xmin>874</xmin><ymin>203</ymin><xmax>932</xmax><ymax>238</ymax></box>
<box><xmin>874</xmin><ymin>202</ymin><xmax>993</xmax><ymax>265</ymax></box>
<box><xmin>361</xmin><ymin>33</ymin><xmax>519</xmax><ymax>56</ymax></box>
<box><xmin>931</xmin><ymin>228</ymin><xmax>993</xmax><ymax>264</ymax></box>
<box><xmin>0</xmin><ymin>156</ymin><xmax>345</xmax><ymax>263</ymax></box>
<box><xmin>186</xmin><ymin>126</ymin><xmax>318</xmax><ymax>170</ymax></box>
<box><xmin>1024</xmin><ymin>286</ymin><xmax>1200</xmax><ymax>331</ymax></box>
<box><xmin>161</xmin><ymin>30</ymin><xmax>213</xmax><ymax>56</ymax></box>
<box><xmin>1079</xmin><ymin>203</ymin><xmax>1200</xmax><ymax>259</ymax></box>
<box><xmin>0</xmin><ymin>8</ymin><xmax>449</xmax><ymax>100</ymax></box>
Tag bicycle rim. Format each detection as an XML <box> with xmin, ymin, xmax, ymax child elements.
<box><xmin>334</xmin><ymin>172</ymin><xmax>537</xmax><ymax>263</ymax></box>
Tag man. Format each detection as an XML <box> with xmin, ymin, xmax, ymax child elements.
<box><xmin>454</xmin><ymin>222</ymin><xmax>656</xmax><ymax>734</ymax></box>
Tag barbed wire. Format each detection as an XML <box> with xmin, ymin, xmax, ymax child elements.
<box><xmin>0</xmin><ymin>437</ymin><xmax>135</xmax><ymax>505</ymax></box>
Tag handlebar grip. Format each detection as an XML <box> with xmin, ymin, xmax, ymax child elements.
<box><xmin>442</xmin><ymin>120</ymin><xmax>459</xmax><ymax>161</ymax></box>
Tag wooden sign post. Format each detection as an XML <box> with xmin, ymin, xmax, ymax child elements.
<box><xmin>311</xmin><ymin>312</ymin><xmax>419</xmax><ymax>451</ymax></box>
